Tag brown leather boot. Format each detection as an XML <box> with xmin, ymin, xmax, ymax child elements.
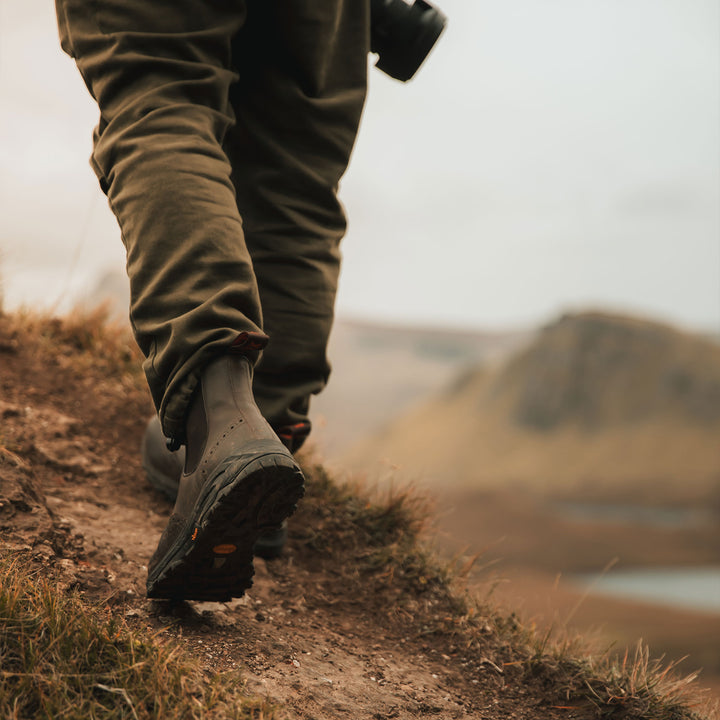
<box><xmin>142</xmin><ymin>415</ymin><xmax>291</xmax><ymax>559</ymax></box>
<box><xmin>146</xmin><ymin>354</ymin><xmax>304</xmax><ymax>601</ymax></box>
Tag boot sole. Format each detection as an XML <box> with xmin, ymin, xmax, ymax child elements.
<box><xmin>146</xmin><ymin>452</ymin><xmax>304</xmax><ymax>602</ymax></box>
<box><xmin>143</xmin><ymin>458</ymin><xmax>290</xmax><ymax>560</ymax></box>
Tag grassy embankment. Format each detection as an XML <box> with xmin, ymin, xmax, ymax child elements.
<box><xmin>0</xmin><ymin>307</ymin><xmax>714</xmax><ymax>719</ymax></box>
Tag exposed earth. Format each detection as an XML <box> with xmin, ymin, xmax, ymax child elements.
<box><xmin>0</xmin><ymin>310</ymin><xmax>715</xmax><ymax>719</ymax></box>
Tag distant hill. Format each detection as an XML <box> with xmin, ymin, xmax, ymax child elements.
<box><xmin>491</xmin><ymin>311</ymin><xmax>720</xmax><ymax>430</ymax></box>
<box><xmin>345</xmin><ymin>312</ymin><xmax>720</xmax><ymax>504</ymax></box>
<box><xmin>309</xmin><ymin>318</ymin><xmax>531</xmax><ymax>456</ymax></box>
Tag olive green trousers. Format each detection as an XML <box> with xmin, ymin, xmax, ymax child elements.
<box><xmin>55</xmin><ymin>0</ymin><xmax>369</xmax><ymax>443</ymax></box>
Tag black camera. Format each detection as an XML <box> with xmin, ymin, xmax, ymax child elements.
<box><xmin>371</xmin><ymin>0</ymin><xmax>447</xmax><ymax>82</ymax></box>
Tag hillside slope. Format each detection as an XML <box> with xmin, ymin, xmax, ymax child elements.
<box><xmin>0</xmin><ymin>310</ymin><xmax>713</xmax><ymax>719</ymax></box>
<box><xmin>346</xmin><ymin>312</ymin><xmax>720</xmax><ymax>503</ymax></box>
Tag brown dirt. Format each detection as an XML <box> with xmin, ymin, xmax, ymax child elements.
<box><xmin>0</xmin><ymin>312</ymin><xmax>618</xmax><ymax>720</ymax></box>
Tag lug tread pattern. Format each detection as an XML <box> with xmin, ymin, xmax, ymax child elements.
<box><xmin>146</xmin><ymin>453</ymin><xmax>304</xmax><ymax>601</ymax></box>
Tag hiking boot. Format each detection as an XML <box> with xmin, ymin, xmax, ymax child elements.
<box><xmin>146</xmin><ymin>353</ymin><xmax>305</xmax><ymax>601</ymax></box>
<box><xmin>142</xmin><ymin>415</ymin><xmax>289</xmax><ymax>559</ymax></box>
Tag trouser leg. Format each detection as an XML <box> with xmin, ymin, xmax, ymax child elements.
<box><xmin>226</xmin><ymin>0</ymin><xmax>369</xmax><ymax>440</ymax></box>
<box><xmin>55</xmin><ymin>0</ymin><xmax>261</xmax><ymax>442</ymax></box>
<box><xmin>55</xmin><ymin>0</ymin><xmax>369</xmax><ymax>444</ymax></box>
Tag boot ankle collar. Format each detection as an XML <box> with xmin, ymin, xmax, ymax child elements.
<box><xmin>163</xmin><ymin>332</ymin><xmax>269</xmax><ymax>450</ymax></box>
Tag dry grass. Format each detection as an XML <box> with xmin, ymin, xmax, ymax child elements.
<box><xmin>1</xmin><ymin>303</ymin><xmax>142</xmax><ymax>375</ymax></box>
<box><xmin>526</xmin><ymin>634</ymin><xmax>716</xmax><ymax>719</ymax></box>
<box><xmin>0</xmin><ymin>552</ymin><xmax>279</xmax><ymax>720</ymax></box>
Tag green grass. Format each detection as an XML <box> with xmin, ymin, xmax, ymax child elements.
<box><xmin>0</xmin><ymin>553</ymin><xmax>277</xmax><ymax>720</ymax></box>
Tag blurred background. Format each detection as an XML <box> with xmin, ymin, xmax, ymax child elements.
<box><xmin>1</xmin><ymin>0</ymin><xmax>719</xmax><ymax>698</ymax></box>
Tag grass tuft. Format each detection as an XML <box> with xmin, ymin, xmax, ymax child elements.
<box><xmin>1</xmin><ymin>304</ymin><xmax>142</xmax><ymax>376</ymax></box>
<box><xmin>296</xmin><ymin>461</ymin><xmax>458</xmax><ymax>604</ymax></box>
<box><xmin>0</xmin><ymin>552</ymin><xmax>279</xmax><ymax>720</ymax></box>
<box><xmin>527</xmin><ymin>639</ymin><xmax>714</xmax><ymax>719</ymax></box>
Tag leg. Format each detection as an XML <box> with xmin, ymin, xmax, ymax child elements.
<box><xmin>55</xmin><ymin>0</ymin><xmax>261</xmax><ymax>442</ymax></box>
<box><xmin>139</xmin><ymin>0</ymin><xmax>369</xmax><ymax>563</ymax></box>
<box><xmin>55</xmin><ymin>0</ymin><xmax>304</xmax><ymax>600</ymax></box>
<box><xmin>225</xmin><ymin>0</ymin><xmax>369</xmax><ymax>447</ymax></box>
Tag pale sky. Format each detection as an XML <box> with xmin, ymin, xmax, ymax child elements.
<box><xmin>1</xmin><ymin>0</ymin><xmax>718</xmax><ymax>332</ymax></box>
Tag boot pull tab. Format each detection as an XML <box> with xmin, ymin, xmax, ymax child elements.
<box><xmin>165</xmin><ymin>436</ymin><xmax>183</xmax><ymax>452</ymax></box>
<box><xmin>230</xmin><ymin>331</ymin><xmax>269</xmax><ymax>361</ymax></box>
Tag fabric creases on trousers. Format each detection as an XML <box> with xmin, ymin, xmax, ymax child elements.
<box><xmin>54</xmin><ymin>0</ymin><xmax>369</xmax><ymax>442</ymax></box>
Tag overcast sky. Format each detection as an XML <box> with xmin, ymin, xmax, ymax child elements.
<box><xmin>1</xmin><ymin>0</ymin><xmax>718</xmax><ymax>332</ymax></box>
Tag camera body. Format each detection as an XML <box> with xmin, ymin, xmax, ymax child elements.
<box><xmin>370</xmin><ymin>0</ymin><xmax>447</xmax><ymax>82</ymax></box>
